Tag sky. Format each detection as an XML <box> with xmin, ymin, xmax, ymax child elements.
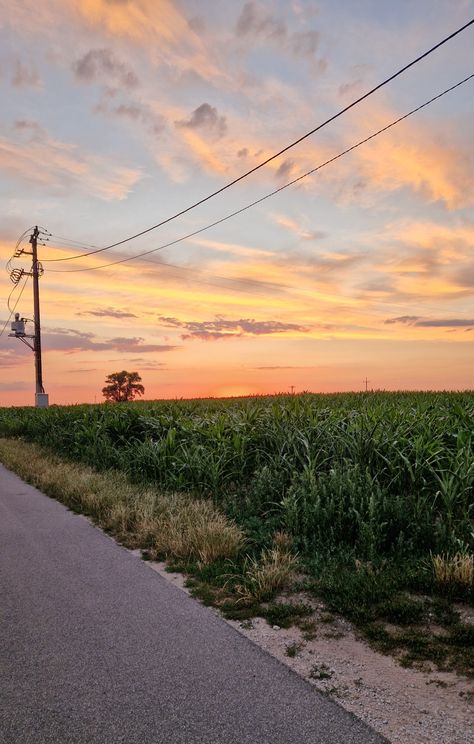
<box><xmin>0</xmin><ymin>0</ymin><xmax>473</xmax><ymax>405</ymax></box>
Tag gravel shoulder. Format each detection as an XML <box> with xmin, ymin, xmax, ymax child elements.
<box><xmin>149</xmin><ymin>560</ymin><xmax>474</xmax><ymax>744</ymax></box>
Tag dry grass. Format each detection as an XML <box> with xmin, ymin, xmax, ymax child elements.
<box><xmin>0</xmin><ymin>438</ymin><xmax>243</xmax><ymax>564</ymax></box>
<box><xmin>152</xmin><ymin>495</ymin><xmax>243</xmax><ymax>564</ymax></box>
<box><xmin>432</xmin><ymin>553</ymin><xmax>474</xmax><ymax>588</ymax></box>
<box><xmin>234</xmin><ymin>532</ymin><xmax>298</xmax><ymax>603</ymax></box>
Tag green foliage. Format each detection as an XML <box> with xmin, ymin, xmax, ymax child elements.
<box><xmin>262</xmin><ymin>602</ymin><xmax>313</xmax><ymax>628</ymax></box>
<box><xmin>102</xmin><ymin>370</ymin><xmax>144</xmax><ymax>403</ymax></box>
<box><xmin>1</xmin><ymin>391</ymin><xmax>473</xmax><ymax>563</ymax></box>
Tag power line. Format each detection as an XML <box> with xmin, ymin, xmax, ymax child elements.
<box><xmin>47</xmin><ymin>245</ymin><xmax>289</xmax><ymax>293</ymax></box>
<box><xmin>0</xmin><ymin>275</ymin><xmax>29</xmax><ymax>339</ymax></box>
<box><xmin>46</xmin><ymin>72</ymin><xmax>474</xmax><ymax>275</ymax></box>
<box><xmin>41</xmin><ymin>18</ymin><xmax>474</xmax><ymax>264</ymax></box>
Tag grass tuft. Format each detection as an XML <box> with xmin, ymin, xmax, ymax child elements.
<box><xmin>432</xmin><ymin>553</ymin><xmax>474</xmax><ymax>588</ymax></box>
<box><xmin>151</xmin><ymin>495</ymin><xmax>244</xmax><ymax>564</ymax></box>
<box><xmin>233</xmin><ymin>532</ymin><xmax>298</xmax><ymax>603</ymax></box>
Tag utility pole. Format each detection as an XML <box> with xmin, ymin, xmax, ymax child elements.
<box><xmin>363</xmin><ymin>377</ymin><xmax>370</xmax><ymax>392</ymax></box>
<box><xmin>9</xmin><ymin>226</ymin><xmax>49</xmax><ymax>407</ymax></box>
<box><xmin>289</xmin><ymin>385</ymin><xmax>295</xmax><ymax>395</ymax></box>
<box><xmin>30</xmin><ymin>226</ymin><xmax>47</xmax><ymax>406</ymax></box>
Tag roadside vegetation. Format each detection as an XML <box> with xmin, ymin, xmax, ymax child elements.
<box><xmin>0</xmin><ymin>391</ymin><xmax>472</xmax><ymax>674</ymax></box>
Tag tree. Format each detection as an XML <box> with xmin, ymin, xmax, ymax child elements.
<box><xmin>102</xmin><ymin>370</ymin><xmax>144</xmax><ymax>403</ymax></box>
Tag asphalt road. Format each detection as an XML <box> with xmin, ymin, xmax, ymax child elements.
<box><xmin>0</xmin><ymin>464</ymin><xmax>387</xmax><ymax>744</ymax></box>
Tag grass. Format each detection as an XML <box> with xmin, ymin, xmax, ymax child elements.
<box><xmin>0</xmin><ymin>389</ymin><xmax>473</xmax><ymax>675</ymax></box>
<box><xmin>285</xmin><ymin>641</ymin><xmax>304</xmax><ymax>658</ymax></box>
<box><xmin>309</xmin><ymin>663</ymin><xmax>334</xmax><ymax>680</ymax></box>
<box><xmin>0</xmin><ymin>438</ymin><xmax>244</xmax><ymax>566</ymax></box>
<box><xmin>231</xmin><ymin>533</ymin><xmax>298</xmax><ymax>604</ymax></box>
<box><xmin>432</xmin><ymin>553</ymin><xmax>474</xmax><ymax>589</ymax></box>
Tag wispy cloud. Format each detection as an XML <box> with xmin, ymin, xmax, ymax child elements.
<box><xmin>235</xmin><ymin>2</ymin><xmax>322</xmax><ymax>64</ymax></box>
<box><xmin>157</xmin><ymin>315</ymin><xmax>310</xmax><ymax>340</ymax></box>
<box><xmin>349</xmin><ymin>105</ymin><xmax>474</xmax><ymax>210</ymax></box>
<box><xmin>73</xmin><ymin>48</ymin><xmax>139</xmax><ymax>88</ymax></box>
<box><xmin>76</xmin><ymin>0</ymin><xmax>225</xmax><ymax>82</ymax></box>
<box><xmin>41</xmin><ymin>327</ymin><xmax>178</xmax><ymax>353</ymax></box>
<box><xmin>385</xmin><ymin>316</ymin><xmax>474</xmax><ymax>328</ymax></box>
<box><xmin>0</xmin><ymin>348</ymin><xmax>29</xmax><ymax>368</ymax></box>
<box><xmin>76</xmin><ymin>307</ymin><xmax>138</xmax><ymax>319</ymax></box>
<box><xmin>0</xmin><ymin>129</ymin><xmax>143</xmax><ymax>200</ymax></box>
<box><xmin>11</xmin><ymin>60</ymin><xmax>42</xmax><ymax>88</ymax></box>
<box><xmin>272</xmin><ymin>214</ymin><xmax>326</xmax><ymax>241</ymax></box>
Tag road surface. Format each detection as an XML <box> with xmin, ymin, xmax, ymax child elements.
<box><xmin>0</xmin><ymin>463</ymin><xmax>387</xmax><ymax>744</ymax></box>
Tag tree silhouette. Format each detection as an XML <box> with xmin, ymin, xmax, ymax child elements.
<box><xmin>102</xmin><ymin>370</ymin><xmax>144</xmax><ymax>403</ymax></box>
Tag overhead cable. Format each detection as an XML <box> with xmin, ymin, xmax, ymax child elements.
<box><xmin>0</xmin><ymin>276</ymin><xmax>29</xmax><ymax>339</ymax></box>
<box><xmin>47</xmin><ymin>72</ymin><xmax>474</xmax><ymax>274</ymax></box>
<box><xmin>42</xmin><ymin>18</ymin><xmax>474</xmax><ymax>263</ymax></box>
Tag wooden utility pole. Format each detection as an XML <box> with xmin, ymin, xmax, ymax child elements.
<box><xmin>30</xmin><ymin>226</ymin><xmax>47</xmax><ymax>405</ymax></box>
<box><xmin>363</xmin><ymin>377</ymin><xmax>370</xmax><ymax>392</ymax></box>
<box><xmin>9</xmin><ymin>226</ymin><xmax>48</xmax><ymax>407</ymax></box>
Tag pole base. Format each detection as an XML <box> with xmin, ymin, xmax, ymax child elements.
<box><xmin>35</xmin><ymin>393</ymin><xmax>49</xmax><ymax>408</ymax></box>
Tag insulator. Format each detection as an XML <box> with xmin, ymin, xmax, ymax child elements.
<box><xmin>13</xmin><ymin>248</ymin><xmax>24</xmax><ymax>258</ymax></box>
<box><xmin>37</xmin><ymin>262</ymin><xmax>44</xmax><ymax>276</ymax></box>
<box><xmin>10</xmin><ymin>268</ymin><xmax>24</xmax><ymax>284</ymax></box>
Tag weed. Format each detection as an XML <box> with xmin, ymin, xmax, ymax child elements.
<box><xmin>262</xmin><ymin>602</ymin><xmax>313</xmax><ymax>629</ymax></box>
<box><xmin>285</xmin><ymin>641</ymin><xmax>304</xmax><ymax>658</ymax></box>
<box><xmin>232</xmin><ymin>534</ymin><xmax>298</xmax><ymax>603</ymax></box>
<box><xmin>300</xmin><ymin>619</ymin><xmax>318</xmax><ymax>641</ymax></box>
<box><xmin>309</xmin><ymin>663</ymin><xmax>333</xmax><ymax>680</ymax></box>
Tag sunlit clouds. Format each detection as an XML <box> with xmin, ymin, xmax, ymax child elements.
<box><xmin>1</xmin><ymin>1</ymin><xmax>474</xmax><ymax>404</ymax></box>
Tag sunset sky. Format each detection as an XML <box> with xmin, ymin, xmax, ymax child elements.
<box><xmin>1</xmin><ymin>0</ymin><xmax>473</xmax><ymax>406</ymax></box>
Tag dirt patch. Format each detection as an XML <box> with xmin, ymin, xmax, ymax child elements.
<box><xmin>228</xmin><ymin>598</ymin><xmax>473</xmax><ymax>744</ymax></box>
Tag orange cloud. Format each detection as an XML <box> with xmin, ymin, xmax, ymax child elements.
<box><xmin>347</xmin><ymin>98</ymin><xmax>474</xmax><ymax>210</ymax></box>
<box><xmin>0</xmin><ymin>132</ymin><xmax>143</xmax><ymax>200</ymax></box>
<box><xmin>76</xmin><ymin>0</ymin><xmax>224</xmax><ymax>82</ymax></box>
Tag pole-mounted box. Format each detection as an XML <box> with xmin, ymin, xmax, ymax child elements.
<box><xmin>11</xmin><ymin>313</ymin><xmax>26</xmax><ymax>336</ymax></box>
<box><xmin>35</xmin><ymin>393</ymin><xmax>49</xmax><ymax>408</ymax></box>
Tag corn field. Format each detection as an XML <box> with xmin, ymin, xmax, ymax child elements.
<box><xmin>1</xmin><ymin>391</ymin><xmax>473</xmax><ymax>564</ymax></box>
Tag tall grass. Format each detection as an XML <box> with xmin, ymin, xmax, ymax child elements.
<box><xmin>1</xmin><ymin>392</ymin><xmax>473</xmax><ymax>565</ymax></box>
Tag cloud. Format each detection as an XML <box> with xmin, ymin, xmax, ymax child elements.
<box><xmin>96</xmin><ymin>98</ymin><xmax>165</xmax><ymax>136</ymax></box>
<box><xmin>73</xmin><ymin>48</ymin><xmax>139</xmax><ymax>88</ymax></box>
<box><xmin>384</xmin><ymin>316</ymin><xmax>474</xmax><ymax>328</ymax></box>
<box><xmin>236</xmin><ymin>2</ymin><xmax>286</xmax><ymax>41</ymax></box>
<box><xmin>338</xmin><ymin>65</ymin><xmax>371</xmax><ymax>98</ymax></box>
<box><xmin>235</xmin><ymin>3</ymin><xmax>322</xmax><ymax>63</ymax></box>
<box><xmin>14</xmin><ymin>119</ymin><xmax>42</xmax><ymax>134</ymax></box>
<box><xmin>290</xmin><ymin>30</ymin><xmax>319</xmax><ymax>59</ymax></box>
<box><xmin>175</xmin><ymin>103</ymin><xmax>227</xmax><ymax>139</ymax></box>
<box><xmin>40</xmin><ymin>327</ymin><xmax>178</xmax><ymax>353</ymax></box>
<box><xmin>275</xmin><ymin>159</ymin><xmax>295</xmax><ymax>180</ymax></box>
<box><xmin>157</xmin><ymin>315</ymin><xmax>310</xmax><ymax>340</ymax></box>
<box><xmin>384</xmin><ymin>316</ymin><xmax>421</xmax><ymax>325</ymax></box>
<box><xmin>0</xmin><ymin>130</ymin><xmax>143</xmax><ymax>201</ymax></box>
<box><xmin>0</xmin><ymin>348</ymin><xmax>29</xmax><ymax>368</ymax></box>
<box><xmin>350</xmin><ymin>107</ymin><xmax>474</xmax><ymax>210</ymax></box>
<box><xmin>254</xmin><ymin>366</ymin><xmax>315</xmax><ymax>370</ymax></box>
<box><xmin>75</xmin><ymin>0</ymin><xmax>224</xmax><ymax>84</ymax></box>
<box><xmin>416</xmin><ymin>319</ymin><xmax>474</xmax><ymax>328</ymax></box>
<box><xmin>188</xmin><ymin>16</ymin><xmax>206</xmax><ymax>34</ymax></box>
<box><xmin>76</xmin><ymin>307</ymin><xmax>138</xmax><ymax>319</ymax></box>
<box><xmin>273</xmin><ymin>214</ymin><xmax>325</xmax><ymax>241</ymax></box>
<box><xmin>11</xmin><ymin>60</ymin><xmax>41</xmax><ymax>88</ymax></box>
<box><xmin>0</xmin><ymin>381</ymin><xmax>31</xmax><ymax>392</ymax></box>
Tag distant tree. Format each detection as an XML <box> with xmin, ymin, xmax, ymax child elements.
<box><xmin>102</xmin><ymin>370</ymin><xmax>144</xmax><ymax>403</ymax></box>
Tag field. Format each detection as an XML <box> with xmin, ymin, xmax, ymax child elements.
<box><xmin>1</xmin><ymin>391</ymin><xmax>473</xmax><ymax>672</ymax></box>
